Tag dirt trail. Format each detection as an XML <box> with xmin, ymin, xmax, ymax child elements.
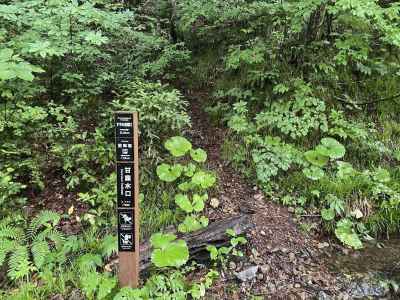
<box><xmin>186</xmin><ymin>90</ymin><xmax>342</xmax><ymax>299</ymax></box>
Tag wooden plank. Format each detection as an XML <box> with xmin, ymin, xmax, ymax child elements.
<box><xmin>115</xmin><ymin>111</ymin><xmax>140</xmax><ymax>288</ymax></box>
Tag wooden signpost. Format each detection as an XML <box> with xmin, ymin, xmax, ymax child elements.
<box><xmin>115</xmin><ymin>112</ymin><xmax>139</xmax><ymax>288</ymax></box>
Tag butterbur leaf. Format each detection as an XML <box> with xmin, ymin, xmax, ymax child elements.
<box><xmin>165</xmin><ymin>136</ymin><xmax>192</xmax><ymax>157</ymax></box>
<box><xmin>156</xmin><ymin>163</ymin><xmax>183</xmax><ymax>182</ymax></box>
<box><xmin>192</xmin><ymin>194</ymin><xmax>207</xmax><ymax>212</ymax></box>
<box><xmin>321</xmin><ymin>208</ymin><xmax>335</xmax><ymax>221</ymax></box>
<box><xmin>150</xmin><ymin>233</ymin><xmax>189</xmax><ymax>268</ymax></box>
<box><xmin>192</xmin><ymin>171</ymin><xmax>216</xmax><ymax>189</ymax></box>
<box><xmin>150</xmin><ymin>233</ymin><xmax>176</xmax><ymax>249</ymax></box>
<box><xmin>175</xmin><ymin>194</ymin><xmax>193</xmax><ymax>213</ymax></box>
<box><xmin>335</xmin><ymin>219</ymin><xmax>363</xmax><ymax>249</ymax></box>
<box><xmin>184</xmin><ymin>163</ymin><xmax>196</xmax><ymax>177</ymax></box>
<box><xmin>304</xmin><ymin>150</ymin><xmax>329</xmax><ymax>167</ymax></box>
<box><xmin>190</xmin><ymin>148</ymin><xmax>207</xmax><ymax>162</ymax></box>
<box><xmin>303</xmin><ymin>166</ymin><xmax>324</xmax><ymax>180</ymax></box>
<box><xmin>319</xmin><ymin>138</ymin><xmax>346</xmax><ymax>159</ymax></box>
<box><xmin>178</xmin><ymin>215</ymin><xmax>205</xmax><ymax>233</ymax></box>
<box><xmin>178</xmin><ymin>181</ymin><xmax>195</xmax><ymax>191</ymax></box>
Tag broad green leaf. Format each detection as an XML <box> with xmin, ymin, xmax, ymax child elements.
<box><xmin>321</xmin><ymin>208</ymin><xmax>335</xmax><ymax>221</ymax></box>
<box><xmin>164</xmin><ymin>136</ymin><xmax>192</xmax><ymax>157</ymax></box>
<box><xmin>156</xmin><ymin>163</ymin><xmax>183</xmax><ymax>182</ymax></box>
<box><xmin>184</xmin><ymin>163</ymin><xmax>196</xmax><ymax>177</ymax></box>
<box><xmin>0</xmin><ymin>48</ymin><xmax>13</xmax><ymax>62</ymax></box>
<box><xmin>190</xmin><ymin>148</ymin><xmax>207</xmax><ymax>162</ymax></box>
<box><xmin>192</xmin><ymin>171</ymin><xmax>216</xmax><ymax>189</ymax></box>
<box><xmin>303</xmin><ymin>166</ymin><xmax>324</xmax><ymax>180</ymax></box>
<box><xmin>178</xmin><ymin>181</ymin><xmax>195</xmax><ymax>192</ymax></box>
<box><xmin>335</xmin><ymin>219</ymin><xmax>363</xmax><ymax>249</ymax></box>
<box><xmin>175</xmin><ymin>194</ymin><xmax>193</xmax><ymax>213</ymax></box>
<box><xmin>150</xmin><ymin>233</ymin><xmax>176</xmax><ymax>249</ymax></box>
<box><xmin>192</xmin><ymin>194</ymin><xmax>207</xmax><ymax>212</ymax></box>
<box><xmin>178</xmin><ymin>215</ymin><xmax>205</xmax><ymax>233</ymax></box>
<box><xmin>318</xmin><ymin>138</ymin><xmax>346</xmax><ymax>159</ymax></box>
<box><xmin>206</xmin><ymin>245</ymin><xmax>218</xmax><ymax>260</ymax></box>
<box><xmin>304</xmin><ymin>150</ymin><xmax>329</xmax><ymax>167</ymax></box>
<box><xmin>151</xmin><ymin>239</ymin><xmax>189</xmax><ymax>268</ymax></box>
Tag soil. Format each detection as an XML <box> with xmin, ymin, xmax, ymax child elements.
<box><xmin>185</xmin><ymin>89</ymin><xmax>345</xmax><ymax>299</ymax></box>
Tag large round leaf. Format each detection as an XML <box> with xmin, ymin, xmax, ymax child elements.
<box><xmin>164</xmin><ymin>136</ymin><xmax>192</xmax><ymax>157</ymax></box>
<box><xmin>318</xmin><ymin>138</ymin><xmax>346</xmax><ymax>159</ymax></box>
<box><xmin>175</xmin><ymin>194</ymin><xmax>193</xmax><ymax>213</ymax></box>
<box><xmin>156</xmin><ymin>163</ymin><xmax>183</xmax><ymax>182</ymax></box>
<box><xmin>304</xmin><ymin>150</ymin><xmax>329</xmax><ymax>167</ymax></box>
<box><xmin>192</xmin><ymin>171</ymin><xmax>216</xmax><ymax>189</ymax></box>
<box><xmin>190</xmin><ymin>148</ymin><xmax>207</xmax><ymax>163</ymax></box>
<box><xmin>321</xmin><ymin>208</ymin><xmax>335</xmax><ymax>221</ymax></box>
<box><xmin>150</xmin><ymin>232</ymin><xmax>176</xmax><ymax>248</ymax></box>
<box><xmin>151</xmin><ymin>238</ymin><xmax>189</xmax><ymax>268</ymax></box>
<box><xmin>303</xmin><ymin>166</ymin><xmax>324</xmax><ymax>181</ymax></box>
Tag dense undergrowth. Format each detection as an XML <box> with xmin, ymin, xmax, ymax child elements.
<box><xmin>176</xmin><ymin>0</ymin><xmax>400</xmax><ymax>247</ymax></box>
<box><xmin>1</xmin><ymin>0</ymin><xmax>400</xmax><ymax>299</ymax></box>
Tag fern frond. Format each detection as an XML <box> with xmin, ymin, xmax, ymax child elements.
<box><xmin>100</xmin><ymin>235</ymin><xmax>117</xmax><ymax>258</ymax></box>
<box><xmin>0</xmin><ymin>240</ymin><xmax>18</xmax><ymax>266</ymax></box>
<box><xmin>77</xmin><ymin>253</ymin><xmax>102</xmax><ymax>273</ymax></box>
<box><xmin>35</xmin><ymin>228</ymin><xmax>64</xmax><ymax>249</ymax></box>
<box><xmin>28</xmin><ymin>210</ymin><xmax>61</xmax><ymax>240</ymax></box>
<box><xmin>8</xmin><ymin>245</ymin><xmax>33</xmax><ymax>280</ymax></box>
<box><xmin>0</xmin><ymin>224</ymin><xmax>23</xmax><ymax>240</ymax></box>
<box><xmin>31</xmin><ymin>240</ymin><xmax>50</xmax><ymax>269</ymax></box>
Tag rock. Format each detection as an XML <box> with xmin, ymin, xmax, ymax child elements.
<box><xmin>229</xmin><ymin>261</ymin><xmax>237</xmax><ymax>270</ymax></box>
<box><xmin>347</xmin><ymin>281</ymin><xmax>388</xmax><ymax>299</ymax></box>
<box><xmin>289</xmin><ymin>252</ymin><xmax>296</xmax><ymax>262</ymax></box>
<box><xmin>267</xmin><ymin>282</ymin><xmax>277</xmax><ymax>294</ymax></box>
<box><xmin>253</xmin><ymin>193</ymin><xmax>264</xmax><ymax>201</ymax></box>
<box><xmin>210</xmin><ymin>198</ymin><xmax>220</xmax><ymax>208</ymax></box>
<box><xmin>235</xmin><ymin>265</ymin><xmax>259</xmax><ymax>282</ymax></box>
<box><xmin>318</xmin><ymin>291</ymin><xmax>332</xmax><ymax>300</ymax></box>
<box><xmin>257</xmin><ymin>273</ymin><xmax>264</xmax><ymax>280</ymax></box>
<box><xmin>281</xmin><ymin>247</ymin><xmax>289</xmax><ymax>254</ymax></box>
<box><xmin>260</xmin><ymin>264</ymin><xmax>270</xmax><ymax>274</ymax></box>
<box><xmin>69</xmin><ymin>289</ymin><xmax>84</xmax><ymax>300</ymax></box>
<box><xmin>260</xmin><ymin>230</ymin><xmax>266</xmax><ymax>236</ymax></box>
<box><xmin>318</xmin><ymin>242</ymin><xmax>330</xmax><ymax>249</ymax></box>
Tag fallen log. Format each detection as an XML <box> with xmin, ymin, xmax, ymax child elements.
<box><xmin>138</xmin><ymin>214</ymin><xmax>254</xmax><ymax>272</ymax></box>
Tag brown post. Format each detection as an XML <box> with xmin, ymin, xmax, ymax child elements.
<box><xmin>115</xmin><ymin>111</ymin><xmax>139</xmax><ymax>288</ymax></box>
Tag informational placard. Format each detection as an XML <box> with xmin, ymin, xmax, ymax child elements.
<box><xmin>115</xmin><ymin>112</ymin><xmax>139</xmax><ymax>288</ymax></box>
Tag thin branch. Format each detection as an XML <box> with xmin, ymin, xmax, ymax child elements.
<box><xmin>334</xmin><ymin>93</ymin><xmax>400</xmax><ymax>106</ymax></box>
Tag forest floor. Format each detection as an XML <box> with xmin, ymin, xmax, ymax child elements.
<box><xmin>185</xmin><ymin>89</ymin><xmax>348</xmax><ymax>299</ymax></box>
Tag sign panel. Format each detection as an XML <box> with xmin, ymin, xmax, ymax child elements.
<box><xmin>117</xmin><ymin>163</ymin><xmax>134</xmax><ymax>207</ymax></box>
<box><xmin>115</xmin><ymin>111</ymin><xmax>139</xmax><ymax>288</ymax></box>
<box><xmin>118</xmin><ymin>209</ymin><xmax>135</xmax><ymax>251</ymax></box>
<box><xmin>116</xmin><ymin>138</ymin><xmax>134</xmax><ymax>161</ymax></box>
<box><xmin>115</xmin><ymin>113</ymin><xmax>133</xmax><ymax>138</ymax></box>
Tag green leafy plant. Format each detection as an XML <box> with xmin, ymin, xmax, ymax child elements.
<box><xmin>150</xmin><ymin>233</ymin><xmax>189</xmax><ymax>268</ymax></box>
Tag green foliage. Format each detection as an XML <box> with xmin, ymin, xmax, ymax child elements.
<box><xmin>156</xmin><ymin>136</ymin><xmax>215</xmax><ymax>233</ymax></box>
<box><xmin>150</xmin><ymin>233</ymin><xmax>189</xmax><ymax>268</ymax></box>
<box><xmin>207</xmin><ymin>229</ymin><xmax>247</xmax><ymax>266</ymax></box>
<box><xmin>335</xmin><ymin>219</ymin><xmax>363</xmax><ymax>249</ymax></box>
<box><xmin>165</xmin><ymin>136</ymin><xmax>193</xmax><ymax>157</ymax></box>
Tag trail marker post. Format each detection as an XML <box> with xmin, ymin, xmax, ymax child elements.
<box><xmin>115</xmin><ymin>111</ymin><xmax>139</xmax><ymax>288</ymax></box>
